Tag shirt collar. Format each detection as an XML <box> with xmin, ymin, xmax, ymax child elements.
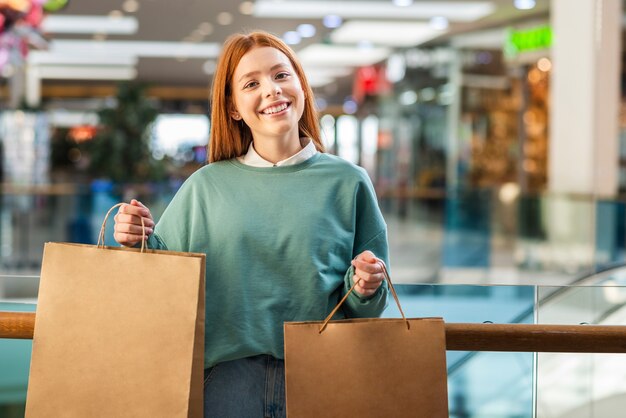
<box><xmin>238</xmin><ymin>138</ymin><xmax>318</xmax><ymax>167</ymax></box>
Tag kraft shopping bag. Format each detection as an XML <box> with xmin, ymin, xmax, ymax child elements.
<box><xmin>25</xmin><ymin>203</ymin><xmax>206</xmax><ymax>418</ymax></box>
<box><xmin>284</xmin><ymin>263</ymin><xmax>448</xmax><ymax>418</ymax></box>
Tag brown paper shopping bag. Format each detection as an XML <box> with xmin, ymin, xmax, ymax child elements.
<box><xmin>284</xmin><ymin>263</ymin><xmax>448</xmax><ymax>418</ymax></box>
<box><xmin>25</xmin><ymin>204</ymin><xmax>206</xmax><ymax>418</ymax></box>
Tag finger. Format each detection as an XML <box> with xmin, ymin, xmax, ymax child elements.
<box><xmin>114</xmin><ymin>231</ymin><xmax>146</xmax><ymax>246</ymax></box>
<box><xmin>353</xmin><ymin>277</ymin><xmax>366</xmax><ymax>293</ymax></box>
<box><xmin>114</xmin><ymin>213</ymin><xmax>155</xmax><ymax>228</ymax></box>
<box><xmin>356</xmin><ymin>279</ymin><xmax>383</xmax><ymax>290</ymax></box>
<box><xmin>120</xmin><ymin>202</ymin><xmax>151</xmax><ymax>219</ymax></box>
<box><xmin>354</xmin><ymin>281</ymin><xmax>377</xmax><ymax>297</ymax></box>
<box><xmin>354</xmin><ymin>270</ymin><xmax>384</xmax><ymax>286</ymax></box>
<box><xmin>352</xmin><ymin>274</ymin><xmax>364</xmax><ymax>290</ymax></box>
<box><xmin>352</xmin><ymin>259</ymin><xmax>383</xmax><ymax>275</ymax></box>
<box><xmin>114</xmin><ymin>222</ymin><xmax>153</xmax><ymax>236</ymax></box>
<box><xmin>130</xmin><ymin>199</ymin><xmax>151</xmax><ymax>214</ymax></box>
<box><xmin>119</xmin><ymin>203</ymin><xmax>144</xmax><ymax>216</ymax></box>
<box><xmin>353</xmin><ymin>272</ymin><xmax>382</xmax><ymax>289</ymax></box>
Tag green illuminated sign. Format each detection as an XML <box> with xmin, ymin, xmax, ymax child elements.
<box><xmin>505</xmin><ymin>25</ymin><xmax>552</xmax><ymax>58</ymax></box>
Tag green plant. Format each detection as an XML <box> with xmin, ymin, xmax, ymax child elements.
<box><xmin>82</xmin><ymin>82</ymin><xmax>166</xmax><ymax>183</ymax></box>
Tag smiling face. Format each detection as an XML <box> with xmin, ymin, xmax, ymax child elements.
<box><xmin>229</xmin><ymin>46</ymin><xmax>305</xmax><ymax>145</ymax></box>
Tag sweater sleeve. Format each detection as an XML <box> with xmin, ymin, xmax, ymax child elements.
<box><xmin>341</xmin><ymin>171</ymin><xmax>390</xmax><ymax>318</ymax></box>
<box><xmin>145</xmin><ymin>173</ymin><xmax>205</xmax><ymax>253</ymax></box>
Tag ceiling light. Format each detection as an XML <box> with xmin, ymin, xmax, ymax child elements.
<box><xmin>419</xmin><ymin>87</ymin><xmax>436</xmax><ymax>101</ymax></box>
<box><xmin>343</xmin><ymin>99</ymin><xmax>357</xmax><ymax>114</ymax></box>
<box><xmin>239</xmin><ymin>1</ymin><xmax>255</xmax><ymax>15</ymax></box>
<box><xmin>217</xmin><ymin>12</ymin><xmax>233</xmax><ymax>25</ymax></box>
<box><xmin>283</xmin><ymin>31</ymin><xmax>301</xmax><ymax>45</ymax></box>
<box><xmin>198</xmin><ymin>22</ymin><xmax>214</xmax><ymax>36</ymax></box>
<box><xmin>323</xmin><ymin>15</ymin><xmax>342</xmax><ymax>28</ymax></box>
<box><xmin>203</xmin><ymin>60</ymin><xmax>216</xmax><ymax>75</ymax></box>
<box><xmin>303</xmin><ymin>66</ymin><xmax>352</xmax><ymax>78</ymax></box>
<box><xmin>255</xmin><ymin>1</ymin><xmax>495</xmax><ymax>21</ymax></box>
<box><xmin>307</xmin><ymin>76</ymin><xmax>334</xmax><ymax>88</ymax></box>
<box><xmin>50</xmin><ymin>40</ymin><xmax>221</xmax><ymax>59</ymax></box>
<box><xmin>357</xmin><ymin>40</ymin><xmax>374</xmax><ymax>50</ymax></box>
<box><xmin>28</xmin><ymin>51</ymin><xmax>138</xmax><ymax>66</ymax></box>
<box><xmin>34</xmin><ymin>65</ymin><xmax>137</xmax><ymax>80</ymax></box>
<box><xmin>537</xmin><ymin>57</ymin><xmax>551</xmax><ymax>72</ymax></box>
<box><xmin>399</xmin><ymin>90</ymin><xmax>418</xmax><ymax>105</ymax></box>
<box><xmin>450</xmin><ymin>27</ymin><xmax>505</xmax><ymax>49</ymax></box>
<box><xmin>122</xmin><ymin>0</ymin><xmax>139</xmax><ymax>13</ymax></box>
<box><xmin>47</xmin><ymin>111</ymin><xmax>99</xmax><ymax>128</ymax></box>
<box><xmin>331</xmin><ymin>21</ymin><xmax>445</xmax><ymax>47</ymax></box>
<box><xmin>386</xmin><ymin>53</ymin><xmax>406</xmax><ymax>83</ymax></box>
<box><xmin>303</xmin><ymin>66</ymin><xmax>352</xmax><ymax>88</ymax></box>
<box><xmin>315</xmin><ymin>97</ymin><xmax>328</xmax><ymax>111</ymax></box>
<box><xmin>430</xmin><ymin>16</ymin><xmax>449</xmax><ymax>30</ymax></box>
<box><xmin>514</xmin><ymin>0</ymin><xmax>536</xmax><ymax>10</ymax></box>
<box><xmin>392</xmin><ymin>0</ymin><xmax>413</xmax><ymax>6</ymax></box>
<box><xmin>41</xmin><ymin>15</ymin><xmax>138</xmax><ymax>34</ymax></box>
<box><xmin>188</xmin><ymin>32</ymin><xmax>204</xmax><ymax>42</ymax></box>
<box><xmin>297</xmin><ymin>24</ymin><xmax>316</xmax><ymax>38</ymax></box>
<box><xmin>298</xmin><ymin>44</ymin><xmax>391</xmax><ymax>67</ymax></box>
<box><xmin>2</xmin><ymin>64</ymin><xmax>14</xmax><ymax>77</ymax></box>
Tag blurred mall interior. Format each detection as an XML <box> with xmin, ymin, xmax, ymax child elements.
<box><xmin>2</xmin><ymin>0</ymin><xmax>626</xmax><ymax>417</ymax></box>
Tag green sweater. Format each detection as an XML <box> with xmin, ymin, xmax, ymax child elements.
<box><xmin>148</xmin><ymin>153</ymin><xmax>389</xmax><ymax>368</ymax></box>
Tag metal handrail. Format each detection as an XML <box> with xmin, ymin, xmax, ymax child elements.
<box><xmin>2</xmin><ymin>311</ymin><xmax>626</xmax><ymax>353</ymax></box>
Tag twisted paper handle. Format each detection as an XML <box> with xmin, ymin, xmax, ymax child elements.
<box><xmin>97</xmin><ymin>203</ymin><xmax>147</xmax><ymax>253</ymax></box>
<box><xmin>319</xmin><ymin>260</ymin><xmax>409</xmax><ymax>333</ymax></box>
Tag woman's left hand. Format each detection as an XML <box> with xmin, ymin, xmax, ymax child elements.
<box><xmin>351</xmin><ymin>250</ymin><xmax>385</xmax><ymax>297</ymax></box>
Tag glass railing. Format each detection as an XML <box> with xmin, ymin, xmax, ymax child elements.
<box><xmin>433</xmin><ymin>263</ymin><xmax>626</xmax><ymax>418</ymax></box>
<box><xmin>382</xmin><ymin>283</ymin><xmax>535</xmax><ymax>418</ymax></box>
<box><xmin>535</xmin><ymin>282</ymin><xmax>626</xmax><ymax>418</ymax></box>
<box><xmin>0</xmin><ymin>299</ymin><xmax>35</xmax><ymax>418</ymax></box>
<box><xmin>4</xmin><ymin>277</ymin><xmax>626</xmax><ymax>418</ymax></box>
<box><xmin>3</xmin><ymin>184</ymin><xmax>626</xmax><ymax>417</ymax></box>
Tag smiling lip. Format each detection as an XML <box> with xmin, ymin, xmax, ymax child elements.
<box><xmin>259</xmin><ymin>101</ymin><xmax>291</xmax><ymax>115</ymax></box>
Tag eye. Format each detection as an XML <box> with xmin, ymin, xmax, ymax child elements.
<box><xmin>275</xmin><ymin>72</ymin><xmax>291</xmax><ymax>80</ymax></box>
<box><xmin>243</xmin><ymin>80</ymin><xmax>259</xmax><ymax>89</ymax></box>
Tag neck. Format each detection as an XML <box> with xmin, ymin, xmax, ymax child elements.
<box><xmin>252</xmin><ymin>133</ymin><xmax>304</xmax><ymax>164</ymax></box>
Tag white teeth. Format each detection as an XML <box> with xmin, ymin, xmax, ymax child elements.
<box><xmin>262</xmin><ymin>103</ymin><xmax>289</xmax><ymax>114</ymax></box>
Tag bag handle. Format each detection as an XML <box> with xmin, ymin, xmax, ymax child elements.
<box><xmin>97</xmin><ymin>203</ymin><xmax>147</xmax><ymax>253</ymax></box>
<box><xmin>319</xmin><ymin>260</ymin><xmax>410</xmax><ymax>333</ymax></box>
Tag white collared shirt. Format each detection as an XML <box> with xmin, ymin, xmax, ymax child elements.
<box><xmin>237</xmin><ymin>138</ymin><xmax>318</xmax><ymax>167</ymax></box>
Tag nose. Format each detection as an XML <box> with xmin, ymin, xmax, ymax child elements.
<box><xmin>264</xmin><ymin>80</ymin><xmax>281</xmax><ymax>97</ymax></box>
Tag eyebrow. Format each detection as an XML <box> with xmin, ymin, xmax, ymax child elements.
<box><xmin>238</xmin><ymin>63</ymin><xmax>290</xmax><ymax>83</ymax></box>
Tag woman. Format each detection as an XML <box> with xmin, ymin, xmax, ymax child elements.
<box><xmin>114</xmin><ymin>30</ymin><xmax>389</xmax><ymax>418</ymax></box>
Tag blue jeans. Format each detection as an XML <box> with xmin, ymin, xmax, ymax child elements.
<box><xmin>203</xmin><ymin>355</ymin><xmax>286</xmax><ymax>418</ymax></box>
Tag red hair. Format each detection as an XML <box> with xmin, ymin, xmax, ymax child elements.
<box><xmin>208</xmin><ymin>31</ymin><xmax>325</xmax><ymax>163</ymax></box>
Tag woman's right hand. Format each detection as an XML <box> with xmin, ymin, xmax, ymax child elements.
<box><xmin>114</xmin><ymin>199</ymin><xmax>155</xmax><ymax>247</ymax></box>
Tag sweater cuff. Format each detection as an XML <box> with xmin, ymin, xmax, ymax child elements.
<box><xmin>344</xmin><ymin>266</ymin><xmax>383</xmax><ymax>302</ymax></box>
<box><xmin>147</xmin><ymin>232</ymin><xmax>167</xmax><ymax>251</ymax></box>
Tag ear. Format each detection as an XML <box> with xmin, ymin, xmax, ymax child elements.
<box><xmin>228</xmin><ymin>101</ymin><xmax>241</xmax><ymax>120</ymax></box>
